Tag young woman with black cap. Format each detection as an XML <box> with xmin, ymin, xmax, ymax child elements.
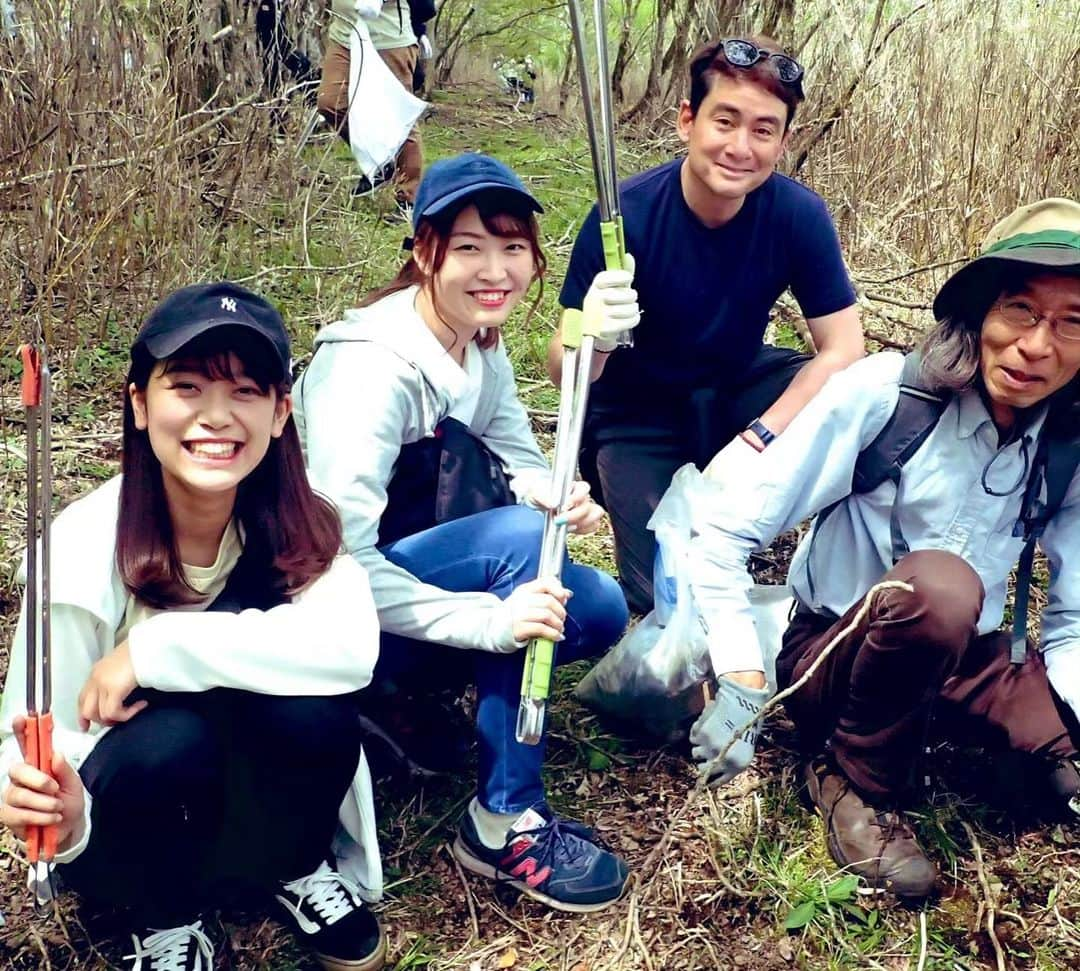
<box><xmin>296</xmin><ymin>153</ymin><xmax>640</xmax><ymax>913</ymax></box>
<box><xmin>0</xmin><ymin>283</ymin><xmax>386</xmax><ymax>971</ymax></box>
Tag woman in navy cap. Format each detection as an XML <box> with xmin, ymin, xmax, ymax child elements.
<box><xmin>297</xmin><ymin>153</ymin><xmax>639</xmax><ymax>913</ymax></box>
<box><xmin>0</xmin><ymin>283</ymin><xmax>386</xmax><ymax>971</ymax></box>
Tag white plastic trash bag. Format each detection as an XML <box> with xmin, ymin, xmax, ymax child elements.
<box><xmin>346</xmin><ymin>19</ymin><xmax>427</xmax><ymax>180</ymax></box>
<box><xmin>575</xmin><ymin>464</ymin><xmax>792</xmax><ymax>741</ymax></box>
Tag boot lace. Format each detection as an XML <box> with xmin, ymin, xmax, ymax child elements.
<box><xmin>282</xmin><ymin>860</ymin><xmax>363</xmax><ymax>927</ymax></box>
<box><xmin>125</xmin><ymin>920</ymin><xmax>213</xmax><ymax>971</ymax></box>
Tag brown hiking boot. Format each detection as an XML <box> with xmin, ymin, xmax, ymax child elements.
<box><xmin>803</xmin><ymin>756</ymin><xmax>937</xmax><ymax>899</ymax></box>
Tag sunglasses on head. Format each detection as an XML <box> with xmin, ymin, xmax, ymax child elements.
<box><xmin>716</xmin><ymin>38</ymin><xmax>804</xmax><ymax>87</ymax></box>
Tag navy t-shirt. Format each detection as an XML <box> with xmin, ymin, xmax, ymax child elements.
<box><xmin>560</xmin><ymin>159</ymin><xmax>856</xmax><ymax>414</ymax></box>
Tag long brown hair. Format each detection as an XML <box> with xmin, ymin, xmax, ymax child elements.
<box><xmin>360</xmin><ymin>189</ymin><xmax>547</xmax><ymax>350</ymax></box>
<box><xmin>116</xmin><ymin>327</ymin><xmax>343</xmax><ymax>608</ymax></box>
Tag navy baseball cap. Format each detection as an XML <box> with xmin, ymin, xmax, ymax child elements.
<box><xmin>412</xmin><ymin>153</ymin><xmax>543</xmax><ymax>231</ymax></box>
<box><xmin>134</xmin><ymin>282</ymin><xmax>291</xmax><ymax>382</ymax></box>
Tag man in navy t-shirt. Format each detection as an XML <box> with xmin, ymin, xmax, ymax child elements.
<box><xmin>549</xmin><ymin>36</ymin><xmax>863</xmax><ymax>627</ymax></box>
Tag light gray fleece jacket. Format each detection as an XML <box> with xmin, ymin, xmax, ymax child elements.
<box><xmin>295</xmin><ymin>286</ymin><xmax>551</xmax><ymax>653</ymax></box>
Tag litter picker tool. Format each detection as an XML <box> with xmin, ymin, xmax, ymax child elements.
<box><xmin>516</xmin><ymin>0</ymin><xmax>630</xmax><ymax>745</ymax></box>
<box><xmin>567</xmin><ymin>0</ymin><xmax>630</xmax><ymax>332</ymax></box>
<box><xmin>20</xmin><ymin>339</ymin><xmax>57</xmax><ymax>910</ymax></box>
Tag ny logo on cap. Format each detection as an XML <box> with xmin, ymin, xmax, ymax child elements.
<box><xmin>221</xmin><ymin>297</ymin><xmax>237</xmax><ymax>313</ymax></box>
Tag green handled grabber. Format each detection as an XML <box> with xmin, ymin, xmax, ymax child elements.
<box><xmin>515</xmin><ymin>308</ymin><xmax>593</xmax><ymax>744</ymax></box>
<box><xmin>568</xmin><ymin>0</ymin><xmax>631</xmax><ymax>342</ymax></box>
<box><xmin>516</xmin><ymin>0</ymin><xmax>628</xmax><ymax>745</ymax></box>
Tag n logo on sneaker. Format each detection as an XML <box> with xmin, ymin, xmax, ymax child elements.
<box><xmin>503</xmin><ymin>838</ymin><xmax>551</xmax><ymax>888</ymax></box>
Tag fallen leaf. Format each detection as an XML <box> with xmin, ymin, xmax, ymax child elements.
<box><xmin>496</xmin><ymin>947</ymin><xmax>518</xmax><ymax>969</ymax></box>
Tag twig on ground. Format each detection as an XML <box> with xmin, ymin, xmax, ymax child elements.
<box><xmin>858</xmin><ymin>257</ymin><xmax>969</xmax><ymax>286</ymax></box>
<box><xmin>548</xmin><ymin>730</ymin><xmax>636</xmax><ymax>766</ymax></box>
<box><xmin>630</xmin><ymin>580</ymin><xmax>914</xmax><ymax>909</ymax></box>
<box><xmin>631</xmin><ymin>892</ymin><xmax>655</xmax><ymax>971</ymax></box>
<box><xmin>701</xmin><ymin>580</ymin><xmax>914</xmax><ymax>781</ymax></box>
<box><xmin>863</xmin><ymin>292</ymin><xmax>932</xmax><ymax>310</ymax></box>
<box><xmin>863</xmin><ymin>328</ymin><xmax>910</xmax><ymax>350</ymax></box>
<box><xmin>963</xmin><ymin>821</ymin><xmax>1007</xmax><ymax>971</ymax></box>
<box><xmin>916</xmin><ymin>909</ymin><xmax>928</xmax><ymax>971</ymax></box>
<box><xmin>445</xmin><ymin>842</ymin><xmax>480</xmax><ymax>943</ymax></box>
<box><xmin>28</xmin><ymin>927</ymin><xmax>52</xmax><ymax>971</ymax></box>
<box><xmin>233</xmin><ymin>260</ymin><xmax>371</xmax><ymax>284</ymax></box>
<box><xmin>384</xmin><ymin>791</ymin><xmax>471</xmax><ymax>864</ymax></box>
<box><xmin>600</xmin><ymin>889</ymin><xmax>637</xmax><ymax>971</ymax></box>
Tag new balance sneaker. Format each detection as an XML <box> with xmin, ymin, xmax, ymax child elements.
<box><xmin>453</xmin><ymin>804</ymin><xmax>629</xmax><ymax>913</ymax></box>
<box><xmin>276</xmin><ymin>861</ymin><xmax>386</xmax><ymax>971</ymax></box>
<box><xmin>125</xmin><ymin>920</ymin><xmax>214</xmax><ymax>971</ymax></box>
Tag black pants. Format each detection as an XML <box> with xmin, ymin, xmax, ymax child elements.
<box><xmin>63</xmin><ymin>689</ymin><xmax>363</xmax><ymax>925</ymax></box>
<box><xmin>581</xmin><ymin>345</ymin><xmax>810</xmax><ymax>614</ymax></box>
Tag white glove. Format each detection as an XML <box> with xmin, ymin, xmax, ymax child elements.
<box><xmin>418</xmin><ymin>35</ymin><xmax>433</xmax><ymax>60</ymax></box>
<box><xmin>582</xmin><ymin>253</ymin><xmax>640</xmax><ymax>352</ymax></box>
<box><xmin>689</xmin><ymin>676</ymin><xmax>770</xmax><ymax>787</ymax></box>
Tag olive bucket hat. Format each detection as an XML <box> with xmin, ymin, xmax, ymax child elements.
<box><xmin>933</xmin><ymin>198</ymin><xmax>1080</xmax><ymax>322</ymax></box>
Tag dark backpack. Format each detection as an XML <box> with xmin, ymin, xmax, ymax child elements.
<box><xmin>810</xmin><ymin>352</ymin><xmax>1080</xmax><ymax>662</ymax></box>
<box><xmin>408</xmin><ymin>0</ymin><xmax>437</xmax><ymax>31</ymax></box>
<box><xmin>377</xmin><ymin>417</ymin><xmax>516</xmax><ymax>547</ymax></box>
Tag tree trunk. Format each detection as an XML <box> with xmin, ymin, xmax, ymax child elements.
<box><xmin>610</xmin><ymin>0</ymin><xmax>636</xmax><ymax>106</ymax></box>
<box><xmin>557</xmin><ymin>39</ymin><xmax>575</xmax><ymax>113</ymax></box>
<box><xmin>620</xmin><ymin>0</ymin><xmax>672</xmax><ymax>123</ymax></box>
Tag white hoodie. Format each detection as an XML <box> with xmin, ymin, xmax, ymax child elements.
<box><xmin>0</xmin><ymin>476</ymin><xmax>384</xmax><ymax>899</ymax></box>
<box><xmin>295</xmin><ymin>286</ymin><xmax>551</xmax><ymax>653</ymax></box>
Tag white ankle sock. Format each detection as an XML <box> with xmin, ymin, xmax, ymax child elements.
<box><xmin>469</xmin><ymin>797</ymin><xmax>520</xmax><ymax>849</ymax></box>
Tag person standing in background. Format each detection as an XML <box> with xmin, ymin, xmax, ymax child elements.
<box><xmin>319</xmin><ymin>1</ymin><xmax>424</xmax><ymax>206</ymax></box>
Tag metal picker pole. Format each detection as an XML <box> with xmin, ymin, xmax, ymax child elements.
<box><xmin>20</xmin><ymin>343</ymin><xmax>56</xmax><ymax>910</ymax></box>
<box><xmin>567</xmin><ymin>0</ymin><xmax>608</xmax><ymax>219</ymax></box>
<box><xmin>517</xmin><ymin>0</ymin><xmax>626</xmax><ymax>744</ymax></box>
<box><xmin>592</xmin><ymin>0</ymin><xmax>622</xmax><ymax>230</ymax></box>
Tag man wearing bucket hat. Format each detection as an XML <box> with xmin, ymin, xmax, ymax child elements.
<box><xmin>684</xmin><ymin>198</ymin><xmax>1080</xmax><ymax>899</ymax></box>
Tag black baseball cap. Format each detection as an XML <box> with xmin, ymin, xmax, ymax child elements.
<box><xmin>412</xmin><ymin>153</ymin><xmax>543</xmax><ymax>231</ymax></box>
<box><xmin>134</xmin><ymin>282</ymin><xmax>291</xmax><ymax>382</ymax></box>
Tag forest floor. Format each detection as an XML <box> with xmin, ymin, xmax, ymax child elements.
<box><xmin>1</xmin><ymin>88</ymin><xmax>1078</xmax><ymax>971</ymax></box>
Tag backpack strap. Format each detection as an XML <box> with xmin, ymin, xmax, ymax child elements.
<box><xmin>1010</xmin><ymin>406</ymin><xmax>1080</xmax><ymax>662</ymax></box>
<box><xmin>804</xmin><ymin>353</ymin><xmax>947</xmax><ymax>602</ymax></box>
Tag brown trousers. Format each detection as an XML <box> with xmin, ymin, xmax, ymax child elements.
<box><xmin>316</xmin><ymin>39</ymin><xmax>423</xmax><ymax>201</ymax></box>
<box><xmin>777</xmin><ymin>549</ymin><xmax>1080</xmax><ymax>800</ymax></box>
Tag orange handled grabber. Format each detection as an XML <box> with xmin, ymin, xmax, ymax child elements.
<box><xmin>20</xmin><ymin>342</ymin><xmax>56</xmax><ymax>909</ymax></box>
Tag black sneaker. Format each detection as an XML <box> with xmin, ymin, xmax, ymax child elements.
<box><xmin>125</xmin><ymin>920</ymin><xmax>214</xmax><ymax>970</ymax></box>
<box><xmin>453</xmin><ymin>804</ymin><xmax>629</xmax><ymax>913</ymax></box>
<box><xmin>275</xmin><ymin>861</ymin><xmax>386</xmax><ymax>971</ymax></box>
<box><xmin>352</xmin><ymin>163</ymin><xmax>395</xmax><ymax>197</ymax></box>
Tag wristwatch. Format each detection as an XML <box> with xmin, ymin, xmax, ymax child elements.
<box><xmin>745</xmin><ymin>418</ymin><xmax>776</xmax><ymax>448</ymax></box>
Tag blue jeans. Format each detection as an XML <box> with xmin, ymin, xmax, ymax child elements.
<box><xmin>377</xmin><ymin>505</ymin><xmax>628</xmax><ymax>814</ymax></box>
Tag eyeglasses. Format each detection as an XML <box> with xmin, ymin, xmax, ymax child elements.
<box><xmin>992</xmin><ymin>297</ymin><xmax>1080</xmax><ymax>343</ymax></box>
<box><xmin>717</xmin><ymin>39</ymin><xmax>804</xmax><ymax>87</ymax></box>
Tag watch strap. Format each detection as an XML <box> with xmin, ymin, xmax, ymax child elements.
<box><xmin>746</xmin><ymin>418</ymin><xmax>776</xmax><ymax>447</ymax></box>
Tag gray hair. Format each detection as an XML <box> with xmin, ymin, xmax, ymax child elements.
<box><xmin>918</xmin><ymin>313</ymin><xmax>982</xmax><ymax>393</ymax></box>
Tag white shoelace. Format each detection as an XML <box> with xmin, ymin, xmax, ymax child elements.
<box><xmin>281</xmin><ymin>860</ymin><xmax>363</xmax><ymax>928</ymax></box>
<box><xmin>125</xmin><ymin>920</ymin><xmax>214</xmax><ymax>971</ymax></box>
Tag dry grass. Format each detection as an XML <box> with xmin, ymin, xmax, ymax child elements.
<box><xmin>2</xmin><ymin>1</ymin><xmax>1080</xmax><ymax>968</ymax></box>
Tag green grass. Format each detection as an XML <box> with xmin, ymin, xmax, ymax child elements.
<box><xmin>3</xmin><ymin>87</ymin><xmax>1080</xmax><ymax>971</ymax></box>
